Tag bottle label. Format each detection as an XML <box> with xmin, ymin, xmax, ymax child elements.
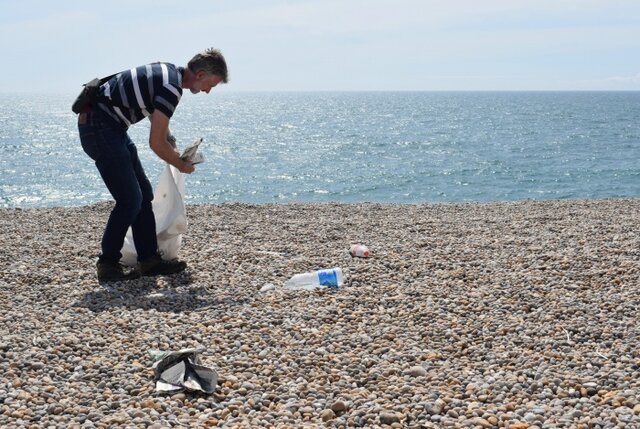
<box><xmin>318</xmin><ymin>269</ymin><xmax>338</xmax><ymax>288</ymax></box>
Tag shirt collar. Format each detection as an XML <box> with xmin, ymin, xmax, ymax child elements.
<box><xmin>177</xmin><ymin>66</ymin><xmax>185</xmax><ymax>87</ymax></box>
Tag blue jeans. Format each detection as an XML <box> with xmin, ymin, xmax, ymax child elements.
<box><xmin>78</xmin><ymin>109</ymin><xmax>158</xmax><ymax>263</ymax></box>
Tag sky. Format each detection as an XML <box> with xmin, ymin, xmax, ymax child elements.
<box><xmin>1</xmin><ymin>0</ymin><xmax>640</xmax><ymax>92</ymax></box>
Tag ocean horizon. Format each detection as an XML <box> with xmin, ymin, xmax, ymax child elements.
<box><xmin>1</xmin><ymin>91</ymin><xmax>639</xmax><ymax>208</ymax></box>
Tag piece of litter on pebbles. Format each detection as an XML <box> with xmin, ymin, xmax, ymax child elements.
<box><xmin>146</xmin><ymin>292</ymin><xmax>165</xmax><ymax>298</ymax></box>
<box><xmin>405</xmin><ymin>365</ymin><xmax>427</xmax><ymax>377</ymax></box>
<box><xmin>259</xmin><ymin>283</ymin><xmax>276</xmax><ymax>292</ymax></box>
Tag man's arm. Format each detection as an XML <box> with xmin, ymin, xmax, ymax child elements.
<box><xmin>149</xmin><ymin>110</ymin><xmax>194</xmax><ymax>173</ymax></box>
<box><xmin>148</xmin><ymin>115</ymin><xmax>177</xmax><ymax>149</ymax></box>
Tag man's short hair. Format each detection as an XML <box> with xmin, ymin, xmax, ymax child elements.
<box><xmin>188</xmin><ymin>48</ymin><xmax>229</xmax><ymax>83</ymax></box>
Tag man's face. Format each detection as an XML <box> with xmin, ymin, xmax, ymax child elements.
<box><xmin>190</xmin><ymin>71</ymin><xmax>224</xmax><ymax>94</ymax></box>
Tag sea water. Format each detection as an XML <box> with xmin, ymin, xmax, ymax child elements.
<box><xmin>1</xmin><ymin>91</ymin><xmax>638</xmax><ymax>208</ymax></box>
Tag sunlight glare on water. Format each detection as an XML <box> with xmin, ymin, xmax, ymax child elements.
<box><xmin>1</xmin><ymin>91</ymin><xmax>639</xmax><ymax>207</ymax></box>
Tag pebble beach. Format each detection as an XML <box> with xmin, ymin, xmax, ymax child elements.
<box><xmin>1</xmin><ymin>199</ymin><xmax>639</xmax><ymax>428</ymax></box>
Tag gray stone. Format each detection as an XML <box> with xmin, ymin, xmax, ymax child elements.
<box><xmin>380</xmin><ymin>411</ymin><xmax>401</xmax><ymax>425</ymax></box>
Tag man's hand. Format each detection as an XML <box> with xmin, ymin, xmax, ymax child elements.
<box><xmin>178</xmin><ymin>156</ymin><xmax>195</xmax><ymax>174</ymax></box>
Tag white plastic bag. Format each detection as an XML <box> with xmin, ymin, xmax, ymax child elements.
<box><xmin>120</xmin><ymin>164</ymin><xmax>187</xmax><ymax>266</ymax></box>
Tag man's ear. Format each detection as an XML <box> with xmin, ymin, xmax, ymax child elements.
<box><xmin>196</xmin><ymin>70</ymin><xmax>206</xmax><ymax>80</ymax></box>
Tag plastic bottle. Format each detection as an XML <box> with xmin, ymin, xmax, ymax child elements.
<box><xmin>349</xmin><ymin>244</ymin><xmax>370</xmax><ymax>258</ymax></box>
<box><xmin>284</xmin><ymin>267</ymin><xmax>344</xmax><ymax>290</ymax></box>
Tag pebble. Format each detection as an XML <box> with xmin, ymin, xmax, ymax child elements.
<box><xmin>1</xmin><ymin>200</ymin><xmax>639</xmax><ymax>427</ymax></box>
<box><xmin>405</xmin><ymin>365</ymin><xmax>427</xmax><ymax>377</ymax></box>
<box><xmin>473</xmin><ymin>417</ymin><xmax>492</xmax><ymax>428</ymax></box>
<box><xmin>170</xmin><ymin>393</ymin><xmax>186</xmax><ymax>401</ymax></box>
<box><xmin>331</xmin><ymin>400</ymin><xmax>347</xmax><ymax>413</ymax></box>
<box><xmin>320</xmin><ymin>409</ymin><xmax>335</xmax><ymax>421</ymax></box>
<box><xmin>379</xmin><ymin>411</ymin><xmax>401</xmax><ymax>425</ymax></box>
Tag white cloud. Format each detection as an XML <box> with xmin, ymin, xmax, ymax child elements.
<box><xmin>573</xmin><ymin>73</ymin><xmax>640</xmax><ymax>90</ymax></box>
<box><xmin>606</xmin><ymin>73</ymin><xmax>640</xmax><ymax>84</ymax></box>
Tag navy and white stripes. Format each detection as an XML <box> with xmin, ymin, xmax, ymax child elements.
<box><xmin>97</xmin><ymin>62</ymin><xmax>184</xmax><ymax>128</ymax></box>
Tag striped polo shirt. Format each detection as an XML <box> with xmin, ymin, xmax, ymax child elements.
<box><xmin>96</xmin><ymin>62</ymin><xmax>184</xmax><ymax>128</ymax></box>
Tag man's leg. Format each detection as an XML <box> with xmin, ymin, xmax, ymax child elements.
<box><xmin>80</xmin><ymin>113</ymin><xmax>141</xmax><ymax>281</ymax></box>
<box><xmin>125</xmin><ymin>139</ymin><xmax>159</xmax><ymax>261</ymax></box>
<box><xmin>94</xmin><ymin>135</ymin><xmax>144</xmax><ymax>263</ymax></box>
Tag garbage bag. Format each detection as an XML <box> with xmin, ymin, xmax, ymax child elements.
<box><xmin>121</xmin><ymin>164</ymin><xmax>187</xmax><ymax>266</ymax></box>
<box><xmin>149</xmin><ymin>348</ymin><xmax>218</xmax><ymax>393</ymax></box>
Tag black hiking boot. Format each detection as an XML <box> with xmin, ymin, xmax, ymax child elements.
<box><xmin>97</xmin><ymin>260</ymin><xmax>140</xmax><ymax>282</ymax></box>
<box><xmin>138</xmin><ymin>253</ymin><xmax>187</xmax><ymax>277</ymax></box>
